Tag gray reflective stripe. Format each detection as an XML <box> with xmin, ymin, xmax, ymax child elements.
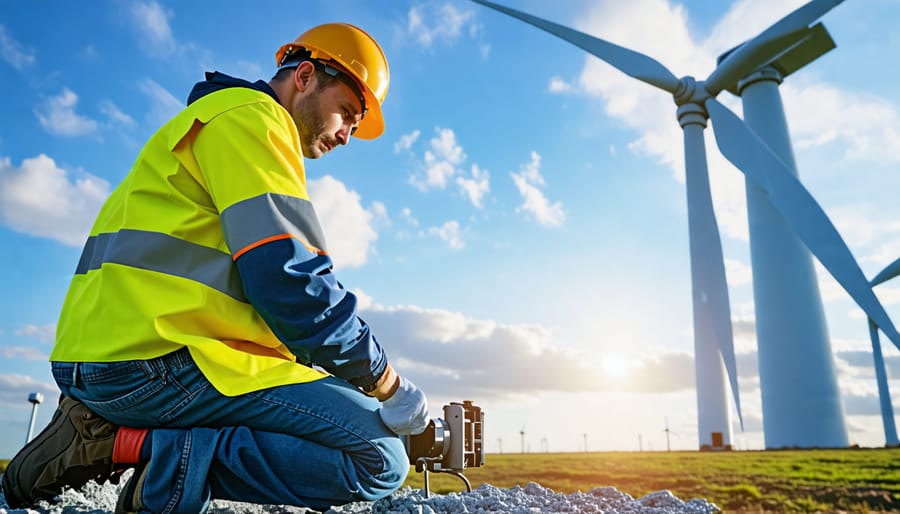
<box><xmin>220</xmin><ymin>193</ymin><xmax>328</xmax><ymax>256</ymax></box>
<box><xmin>75</xmin><ymin>229</ymin><xmax>247</xmax><ymax>302</ymax></box>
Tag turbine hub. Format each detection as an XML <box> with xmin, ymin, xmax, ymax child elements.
<box><xmin>673</xmin><ymin>76</ymin><xmax>711</xmax><ymax>106</ymax></box>
<box><xmin>674</xmin><ymin>77</ymin><xmax>710</xmax><ymax>128</ymax></box>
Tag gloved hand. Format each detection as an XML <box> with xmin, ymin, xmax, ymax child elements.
<box><xmin>378</xmin><ymin>376</ymin><xmax>429</xmax><ymax>435</ymax></box>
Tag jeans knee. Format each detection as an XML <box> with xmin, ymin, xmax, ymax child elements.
<box><xmin>382</xmin><ymin>436</ymin><xmax>410</xmax><ymax>487</ymax></box>
<box><xmin>356</xmin><ymin>436</ymin><xmax>409</xmax><ymax>501</ymax></box>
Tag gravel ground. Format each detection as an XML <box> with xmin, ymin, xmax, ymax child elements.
<box><xmin>0</xmin><ymin>471</ymin><xmax>720</xmax><ymax>513</ymax></box>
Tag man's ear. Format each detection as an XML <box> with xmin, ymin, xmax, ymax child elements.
<box><xmin>294</xmin><ymin>61</ymin><xmax>316</xmax><ymax>93</ymax></box>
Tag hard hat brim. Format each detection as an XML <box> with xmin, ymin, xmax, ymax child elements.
<box><xmin>353</xmin><ymin>88</ymin><xmax>383</xmax><ymax>140</ymax></box>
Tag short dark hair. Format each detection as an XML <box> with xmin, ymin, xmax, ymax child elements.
<box><xmin>271</xmin><ymin>64</ymin><xmax>339</xmax><ymax>92</ymax></box>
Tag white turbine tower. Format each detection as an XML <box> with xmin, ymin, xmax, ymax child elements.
<box><xmin>26</xmin><ymin>392</ymin><xmax>44</xmax><ymax>444</ymax></box>
<box><xmin>471</xmin><ymin>0</ymin><xmax>900</xmax><ymax>449</ymax></box>
<box><xmin>720</xmin><ymin>27</ymin><xmax>848</xmax><ymax>448</ymax></box>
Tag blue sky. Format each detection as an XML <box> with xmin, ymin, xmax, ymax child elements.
<box><xmin>2</xmin><ymin>0</ymin><xmax>900</xmax><ymax>459</ymax></box>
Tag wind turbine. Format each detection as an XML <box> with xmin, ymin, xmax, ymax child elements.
<box><xmin>664</xmin><ymin>417</ymin><xmax>671</xmax><ymax>452</ymax></box>
<box><xmin>868</xmin><ymin>257</ymin><xmax>900</xmax><ymax>446</ymax></box>
<box><xmin>470</xmin><ymin>0</ymin><xmax>900</xmax><ymax>449</ymax></box>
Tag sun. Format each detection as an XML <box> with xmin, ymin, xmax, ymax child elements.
<box><xmin>600</xmin><ymin>354</ymin><xmax>630</xmax><ymax>379</ymax></box>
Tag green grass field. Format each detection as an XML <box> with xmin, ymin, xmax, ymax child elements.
<box><xmin>401</xmin><ymin>448</ymin><xmax>900</xmax><ymax>512</ymax></box>
<box><xmin>4</xmin><ymin>448</ymin><xmax>900</xmax><ymax>512</ymax></box>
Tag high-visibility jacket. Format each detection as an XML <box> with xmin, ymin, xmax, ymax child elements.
<box><xmin>51</xmin><ymin>72</ymin><xmax>387</xmax><ymax>396</ymax></box>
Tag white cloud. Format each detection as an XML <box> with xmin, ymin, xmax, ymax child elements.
<box><xmin>360</xmin><ymin>299</ymin><xmax>698</xmax><ymax>398</ymax></box>
<box><xmin>430</xmin><ymin>127</ymin><xmax>465</xmax><ymax>165</ymax></box>
<box><xmin>138</xmin><ymin>79</ymin><xmax>183</xmax><ymax>126</ymax></box>
<box><xmin>873</xmin><ymin>285</ymin><xmax>900</xmax><ymax>308</ymax></box>
<box><xmin>369</xmin><ymin>201</ymin><xmax>390</xmax><ymax>228</ymax></box>
<box><xmin>420</xmin><ymin>153</ymin><xmax>455</xmax><ymax>190</ymax></box>
<box><xmin>456</xmin><ymin>163</ymin><xmax>490</xmax><ymax>208</ymax></box>
<box><xmin>394</xmin><ymin>130</ymin><xmax>420</xmax><ymax>153</ymax></box>
<box><xmin>725</xmin><ymin>258</ymin><xmax>753</xmax><ymax>287</ymax></box>
<box><xmin>34</xmin><ymin>88</ymin><xmax>99</xmax><ymax>137</ymax></box>
<box><xmin>548</xmin><ymin>76</ymin><xmax>573</xmax><ymax>93</ymax></box>
<box><xmin>0</xmin><ymin>346</ymin><xmax>48</xmax><ymax>361</ymax></box>
<box><xmin>411</xmin><ymin>127</ymin><xmax>466</xmax><ymax>190</ymax></box>
<box><xmin>15</xmin><ymin>324</ymin><xmax>56</xmax><ymax>344</ymax></box>
<box><xmin>33</xmin><ymin>91</ymin><xmax>135</xmax><ymax>139</ymax></box>
<box><xmin>0</xmin><ymin>24</ymin><xmax>35</xmax><ymax>69</ymax></box>
<box><xmin>732</xmin><ymin>317</ymin><xmax>757</xmax><ymax>342</ymax></box>
<box><xmin>783</xmin><ymin>82</ymin><xmax>900</xmax><ymax>165</ymax></box>
<box><xmin>428</xmin><ymin>220</ymin><xmax>464</xmax><ymax>250</ymax></box>
<box><xmin>308</xmin><ymin>175</ymin><xmax>378</xmax><ymax>269</ymax></box>
<box><xmin>130</xmin><ymin>1</ymin><xmax>177</xmax><ymax>56</ymax></box>
<box><xmin>704</xmin><ymin>0</ymin><xmax>808</xmax><ymax>56</ymax></box>
<box><xmin>514</xmin><ymin>151</ymin><xmax>544</xmax><ymax>185</ymax></box>
<box><xmin>0</xmin><ymin>374</ymin><xmax>58</xmax><ymax>409</ymax></box>
<box><xmin>99</xmin><ymin>100</ymin><xmax>136</xmax><ymax>127</ymax></box>
<box><xmin>510</xmin><ymin>151</ymin><xmax>565</xmax><ymax>227</ymax></box>
<box><xmin>0</xmin><ymin>154</ymin><xmax>110</xmax><ymax>247</ymax></box>
<box><xmin>351</xmin><ymin>288</ymin><xmax>375</xmax><ymax>311</ymax></box>
<box><xmin>868</xmin><ymin>242</ymin><xmax>900</xmax><ymax>275</ymax></box>
<box><xmin>829</xmin><ymin>207</ymin><xmax>900</xmax><ymax>249</ymax></box>
<box><xmin>408</xmin><ymin>3</ymin><xmax>476</xmax><ymax>48</ymax></box>
<box><xmin>405</xmin><ymin>128</ymin><xmax>493</xmax><ymax>209</ymax></box>
<box><xmin>814</xmin><ymin>261</ymin><xmax>853</xmax><ymax>305</ymax></box>
<box><xmin>401</xmin><ymin>207</ymin><xmax>419</xmax><ymax>228</ymax></box>
<box><xmin>818</xmin><ymin>207</ymin><xmax>900</xmax><ymax>276</ymax></box>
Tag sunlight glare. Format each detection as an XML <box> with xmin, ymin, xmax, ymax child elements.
<box><xmin>601</xmin><ymin>354</ymin><xmax>630</xmax><ymax>379</ymax></box>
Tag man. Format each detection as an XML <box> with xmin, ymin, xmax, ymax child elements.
<box><xmin>1</xmin><ymin>22</ymin><xmax>428</xmax><ymax>514</ymax></box>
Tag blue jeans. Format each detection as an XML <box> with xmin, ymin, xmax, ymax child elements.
<box><xmin>51</xmin><ymin>347</ymin><xmax>408</xmax><ymax>513</ymax></box>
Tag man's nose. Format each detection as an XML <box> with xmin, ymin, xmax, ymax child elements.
<box><xmin>336</xmin><ymin>125</ymin><xmax>352</xmax><ymax>146</ymax></box>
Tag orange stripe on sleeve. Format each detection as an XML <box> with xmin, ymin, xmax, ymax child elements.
<box><xmin>233</xmin><ymin>233</ymin><xmax>328</xmax><ymax>261</ymax></box>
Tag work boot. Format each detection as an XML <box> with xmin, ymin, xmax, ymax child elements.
<box><xmin>115</xmin><ymin>462</ymin><xmax>148</xmax><ymax>514</ymax></box>
<box><xmin>1</xmin><ymin>395</ymin><xmax>124</xmax><ymax>508</ymax></box>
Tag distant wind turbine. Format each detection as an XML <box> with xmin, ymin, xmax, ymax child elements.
<box><xmin>664</xmin><ymin>418</ymin><xmax>671</xmax><ymax>453</ymax></box>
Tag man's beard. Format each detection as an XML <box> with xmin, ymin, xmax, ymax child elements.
<box><xmin>296</xmin><ymin>89</ymin><xmax>330</xmax><ymax>159</ymax></box>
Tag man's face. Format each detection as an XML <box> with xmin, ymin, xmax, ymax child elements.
<box><xmin>292</xmin><ymin>74</ymin><xmax>364</xmax><ymax>159</ymax></box>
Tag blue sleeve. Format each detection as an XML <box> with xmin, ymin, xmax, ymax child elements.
<box><xmin>235</xmin><ymin>237</ymin><xmax>387</xmax><ymax>388</ymax></box>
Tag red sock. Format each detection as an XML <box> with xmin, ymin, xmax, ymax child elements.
<box><xmin>113</xmin><ymin>427</ymin><xmax>149</xmax><ymax>465</ymax></box>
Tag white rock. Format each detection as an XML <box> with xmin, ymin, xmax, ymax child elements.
<box><xmin>0</xmin><ymin>472</ymin><xmax>719</xmax><ymax>514</ymax></box>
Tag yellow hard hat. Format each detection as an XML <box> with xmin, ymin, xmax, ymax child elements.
<box><xmin>276</xmin><ymin>23</ymin><xmax>389</xmax><ymax>140</ymax></box>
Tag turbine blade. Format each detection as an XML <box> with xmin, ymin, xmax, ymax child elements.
<box><xmin>869</xmin><ymin>319</ymin><xmax>900</xmax><ymax>445</ymax></box>
<box><xmin>872</xmin><ymin>256</ymin><xmax>900</xmax><ymax>287</ymax></box>
<box><xmin>682</xmin><ymin>124</ymin><xmax>743</xmax><ymax>428</ymax></box>
<box><xmin>470</xmin><ymin>0</ymin><xmax>680</xmax><ymax>93</ymax></box>
<box><xmin>706</xmin><ymin>97</ymin><xmax>900</xmax><ymax>350</ymax></box>
<box><xmin>707</xmin><ymin>0</ymin><xmax>844</xmax><ymax>94</ymax></box>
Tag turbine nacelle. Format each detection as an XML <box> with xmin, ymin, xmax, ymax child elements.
<box><xmin>716</xmin><ymin>23</ymin><xmax>837</xmax><ymax>96</ymax></box>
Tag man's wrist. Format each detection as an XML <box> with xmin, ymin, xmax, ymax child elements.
<box><xmin>363</xmin><ymin>362</ymin><xmax>400</xmax><ymax>401</ymax></box>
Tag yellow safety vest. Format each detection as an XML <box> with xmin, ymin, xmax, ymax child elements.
<box><xmin>51</xmin><ymin>87</ymin><xmax>328</xmax><ymax>395</ymax></box>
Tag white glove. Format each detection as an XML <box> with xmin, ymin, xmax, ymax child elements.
<box><xmin>378</xmin><ymin>376</ymin><xmax>429</xmax><ymax>435</ymax></box>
